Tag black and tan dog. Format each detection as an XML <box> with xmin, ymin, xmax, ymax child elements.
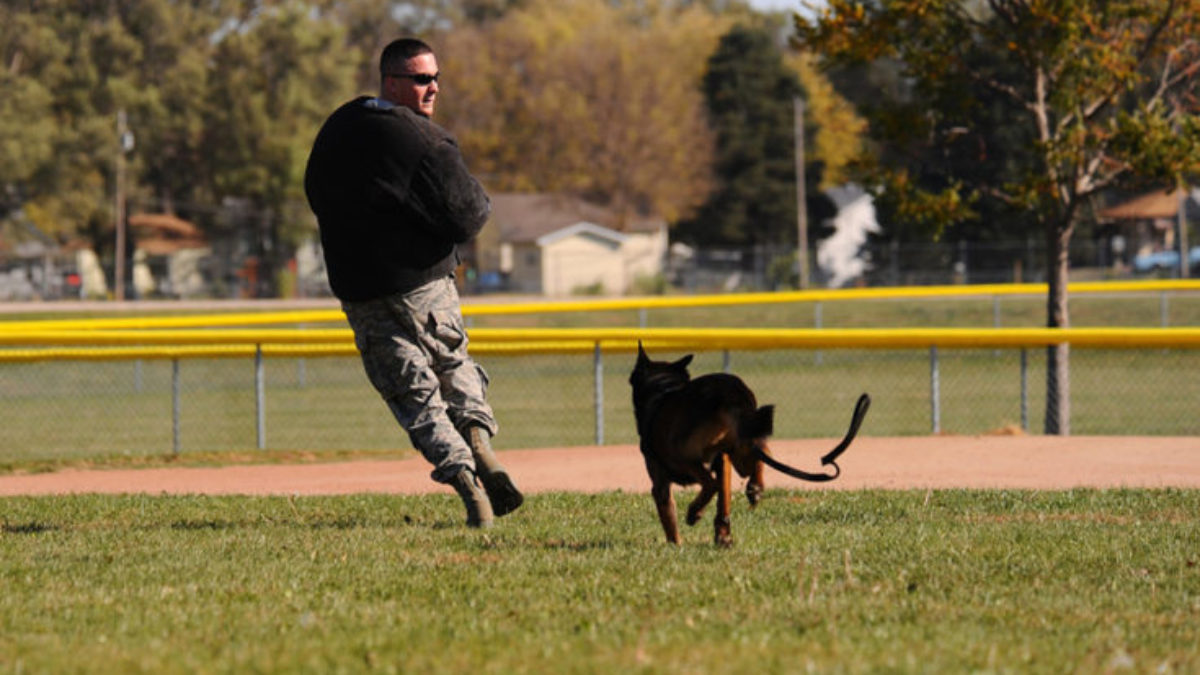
<box><xmin>630</xmin><ymin>343</ymin><xmax>870</xmax><ymax>546</ymax></box>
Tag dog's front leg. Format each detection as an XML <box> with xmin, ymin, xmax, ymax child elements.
<box><xmin>686</xmin><ymin>480</ymin><xmax>717</xmax><ymax>526</ymax></box>
<box><xmin>714</xmin><ymin>453</ymin><xmax>732</xmax><ymax>547</ymax></box>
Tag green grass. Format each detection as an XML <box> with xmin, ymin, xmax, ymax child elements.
<box><xmin>2</xmin><ymin>489</ymin><xmax>1198</xmax><ymax>673</ymax></box>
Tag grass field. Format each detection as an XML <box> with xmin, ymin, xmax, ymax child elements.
<box><xmin>3</xmin><ymin>489</ymin><xmax>1198</xmax><ymax>673</ymax></box>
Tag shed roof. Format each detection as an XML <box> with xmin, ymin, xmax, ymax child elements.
<box><xmin>535</xmin><ymin>222</ymin><xmax>629</xmax><ymax>247</ymax></box>
<box><xmin>1097</xmin><ymin>188</ymin><xmax>1198</xmax><ymax>220</ymax></box>
<box><xmin>489</xmin><ymin>193</ymin><xmax>663</xmax><ymax>244</ymax></box>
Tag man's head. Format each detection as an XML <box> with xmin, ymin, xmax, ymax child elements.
<box><xmin>379</xmin><ymin>38</ymin><xmax>439</xmax><ymax>117</ymax></box>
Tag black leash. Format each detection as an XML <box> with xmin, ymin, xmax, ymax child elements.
<box><xmin>753</xmin><ymin>393</ymin><xmax>871</xmax><ymax>483</ymax></box>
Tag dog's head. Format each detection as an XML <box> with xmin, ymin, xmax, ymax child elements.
<box><xmin>630</xmin><ymin>342</ymin><xmax>693</xmax><ymax>432</ymax></box>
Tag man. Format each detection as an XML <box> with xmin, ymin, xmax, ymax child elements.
<box><xmin>304</xmin><ymin>38</ymin><xmax>522</xmax><ymax>528</ymax></box>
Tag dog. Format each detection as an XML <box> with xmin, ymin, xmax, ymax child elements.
<box><xmin>629</xmin><ymin>342</ymin><xmax>870</xmax><ymax>546</ymax></box>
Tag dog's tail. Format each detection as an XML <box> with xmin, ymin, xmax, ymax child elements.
<box><xmin>752</xmin><ymin>393</ymin><xmax>871</xmax><ymax>483</ymax></box>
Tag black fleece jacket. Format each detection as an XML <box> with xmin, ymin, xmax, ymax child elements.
<box><xmin>303</xmin><ymin>97</ymin><xmax>490</xmax><ymax>301</ymax></box>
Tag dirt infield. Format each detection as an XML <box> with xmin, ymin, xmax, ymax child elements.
<box><xmin>1</xmin><ymin>435</ymin><xmax>1197</xmax><ymax>497</ymax></box>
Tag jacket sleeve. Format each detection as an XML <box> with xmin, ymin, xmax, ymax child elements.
<box><xmin>405</xmin><ymin>133</ymin><xmax>491</xmax><ymax>244</ymax></box>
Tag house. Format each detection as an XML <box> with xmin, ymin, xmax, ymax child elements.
<box><xmin>474</xmin><ymin>193</ymin><xmax>668</xmax><ymax>296</ymax></box>
<box><xmin>1096</xmin><ymin>187</ymin><xmax>1199</xmax><ymax>267</ymax></box>
<box><xmin>127</xmin><ymin>213</ymin><xmax>211</xmax><ymax>297</ymax></box>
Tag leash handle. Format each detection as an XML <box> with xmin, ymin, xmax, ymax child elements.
<box><xmin>820</xmin><ymin>393</ymin><xmax>871</xmax><ymax>466</ymax></box>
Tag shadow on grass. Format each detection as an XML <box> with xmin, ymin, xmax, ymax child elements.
<box><xmin>2</xmin><ymin>521</ymin><xmax>57</xmax><ymax>534</ymax></box>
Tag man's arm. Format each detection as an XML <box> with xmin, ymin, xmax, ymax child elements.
<box><xmin>406</xmin><ymin>135</ymin><xmax>491</xmax><ymax>244</ymax></box>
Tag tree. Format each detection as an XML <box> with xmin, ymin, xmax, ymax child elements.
<box><xmin>437</xmin><ymin>0</ymin><xmax>735</xmax><ymax>226</ymax></box>
<box><xmin>200</xmin><ymin>1</ymin><xmax>359</xmax><ymax>295</ymax></box>
<box><xmin>675</xmin><ymin>24</ymin><xmax>816</xmax><ymax>248</ymax></box>
<box><xmin>796</xmin><ymin>0</ymin><xmax>1200</xmax><ymax>434</ymax></box>
<box><xmin>784</xmin><ymin>50</ymin><xmax>868</xmax><ymax>191</ymax></box>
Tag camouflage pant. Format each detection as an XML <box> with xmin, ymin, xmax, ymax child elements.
<box><xmin>342</xmin><ymin>276</ymin><xmax>497</xmax><ymax>484</ymax></box>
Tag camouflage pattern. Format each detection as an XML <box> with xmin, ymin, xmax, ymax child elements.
<box><xmin>342</xmin><ymin>276</ymin><xmax>497</xmax><ymax>484</ymax></box>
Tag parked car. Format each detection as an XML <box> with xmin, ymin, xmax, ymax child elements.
<box><xmin>1133</xmin><ymin>246</ymin><xmax>1200</xmax><ymax>273</ymax></box>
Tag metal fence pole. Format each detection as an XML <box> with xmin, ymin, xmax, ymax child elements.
<box><xmin>255</xmin><ymin>345</ymin><xmax>266</xmax><ymax>450</ymax></box>
<box><xmin>722</xmin><ymin>349</ymin><xmax>732</xmax><ymax>373</ymax></box>
<box><xmin>593</xmin><ymin>342</ymin><xmax>604</xmax><ymax>445</ymax></box>
<box><xmin>930</xmin><ymin>345</ymin><xmax>941</xmax><ymax>434</ymax></box>
<box><xmin>171</xmin><ymin>358</ymin><xmax>181</xmax><ymax>454</ymax></box>
<box><xmin>814</xmin><ymin>301</ymin><xmax>824</xmax><ymax>365</ymax></box>
<box><xmin>1020</xmin><ymin>348</ymin><xmax>1029</xmax><ymax>432</ymax></box>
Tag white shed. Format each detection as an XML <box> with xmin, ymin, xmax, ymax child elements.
<box><xmin>475</xmin><ymin>194</ymin><xmax>667</xmax><ymax>296</ymax></box>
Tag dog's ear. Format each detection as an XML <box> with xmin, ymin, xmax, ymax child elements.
<box><xmin>636</xmin><ymin>341</ymin><xmax>650</xmax><ymax>366</ymax></box>
<box><xmin>673</xmin><ymin>354</ymin><xmax>694</xmax><ymax>370</ymax></box>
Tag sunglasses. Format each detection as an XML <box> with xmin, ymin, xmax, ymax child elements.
<box><xmin>386</xmin><ymin>71</ymin><xmax>439</xmax><ymax>85</ymax></box>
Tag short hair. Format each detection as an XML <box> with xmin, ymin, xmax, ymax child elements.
<box><xmin>380</xmin><ymin>38</ymin><xmax>433</xmax><ymax>77</ymax></box>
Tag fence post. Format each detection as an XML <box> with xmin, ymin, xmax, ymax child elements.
<box><xmin>1020</xmin><ymin>348</ymin><xmax>1029</xmax><ymax>432</ymax></box>
<box><xmin>930</xmin><ymin>346</ymin><xmax>941</xmax><ymax>434</ymax></box>
<box><xmin>993</xmin><ymin>296</ymin><xmax>1002</xmax><ymax>357</ymax></box>
<box><xmin>255</xmin><ymin>345</ymin><xmax>266</xmax><ymax>450</ymax></box>
<box><xmin>814</xmin><ymin>301</ymin><xmax>824</xmax><ymax>365</ymax></box>
<box><xmin>723</xmin><ymin>349</ymin><xmax>732</xmax><ymax>373</ymax></box>
<box><xmin>172</xmin><ymin>358</ymin><xmax>181</xmax><ymax>454</ymax></box>
<box><xmin>594</xmin><ymin>342</ymin><xmax>604</xmax><ymax>445</ymax></box>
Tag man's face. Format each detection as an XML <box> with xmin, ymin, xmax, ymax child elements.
<box><xmin>384</xmin><ymin>52</ymin><xmax>439</xmax><ymax>117</ymax></box>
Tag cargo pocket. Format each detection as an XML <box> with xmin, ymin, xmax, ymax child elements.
<box><xmin>473</xmin><ymin>362</ymin><xmax>491</xmax><ymax>396</ymax></box>
<box><xmin>426</xmin><ymin>310</ymin><xmax>466</xmax><ymax>356</ymax></box>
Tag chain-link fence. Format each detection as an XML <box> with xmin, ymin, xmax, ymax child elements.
<box><xmin>2</xmin><ymin>345</ymin><xmax>1197</xmax><ymax>465</ymax></box>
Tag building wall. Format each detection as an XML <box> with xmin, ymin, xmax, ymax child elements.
<box><xmin>507</xmin><ymin>243</ymin><xmax>543</xmax><ymax>294</ymax></box>
<box><xmin>619</xmin><ymin>228</ymin><xmax>668</xmax><ymax>290</ymax></box>
<box><xmin>540</xmin><ymin>233</ymin><xmax>624</xmax><ymax>296</ymax></box>
<box><xmin>506</xmin><ymin>227</ymin><xmax>667</xmax><ymax>296</ymax></box>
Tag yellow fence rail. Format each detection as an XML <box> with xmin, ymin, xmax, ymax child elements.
<box><xmin>2</xmin><ymin>327</ymin><xmax>1200</xmax><ymax>363</ymax></box>
<box><xmin>2</xmin><ymin>279</ymin><xmax>1199</xmax><ymax>333</ymax></box>
<box><xmin>4</xmin><ymin>281</ymin><xmax>1198</xmax><ymax>448</ymax></box>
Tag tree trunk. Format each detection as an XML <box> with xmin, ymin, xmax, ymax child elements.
<box><xmin>1044</xmin><ymin>224</ymin><xmax>1071</xmax><ymax>435</ymax></box>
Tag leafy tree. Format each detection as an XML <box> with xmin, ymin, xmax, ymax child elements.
<box><xmin>796</xmin><ymin>0</ymin><xmax>1200</xmax><ymax>433</ymax></box>
<box><xmin>438</xmin><ymin>0</ymin><xmax>737</xmax><ymax>225</ymax></box>
<box><xmin>675</xmin><ymin>24</ymin><xmax>810</xmax><ymax>247</ymax></box>
<box><xmin>784</xmin><ymin>50</ymin><xmax>868</xmax><ymax>191</ymax></box>
<box><xmin>201</xmin><ymin>1</ymin><xmax>359</xmax><ymax>295</ymax></box>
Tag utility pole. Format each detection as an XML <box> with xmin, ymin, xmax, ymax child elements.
<box><xmin>114</xmin><ymin>109</ymin><xmax>134</xmax><ymax>300</ymax></box>
<box><xmin>1177</xmin><ymin>187</ymin><xmax>1190</xmax><ymax>279</ymax></box>
<box><xmin>794</xmin><ymin>96</ymin><xmax>809</xmax><ymax>289</ymax></box>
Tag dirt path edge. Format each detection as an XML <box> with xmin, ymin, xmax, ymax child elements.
<box><xmin>1</xmin><ymin>435</ymin><xmax>1197</xmax><ymax>497</ymax></box>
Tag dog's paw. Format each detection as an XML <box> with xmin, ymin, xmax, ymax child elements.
<box><xmin>745</xmin><ymin>482</ymin><xmax>764</xmax><ymax>508</ymax></box>
<box><xmin>685</xmin><ymin>507</ymin><xmax>704</xmax><ymax>526</ymax></box>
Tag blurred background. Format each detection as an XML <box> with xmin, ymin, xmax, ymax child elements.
<box><xmin>2</xmin><ymin>0</ymin><xmax>1196</xmax><ymax>302</ymax></box>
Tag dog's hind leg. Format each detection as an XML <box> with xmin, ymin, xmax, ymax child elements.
<box><xmin>652</xmin><ymin>479</ymin><xmax>680</xmax><ymax>544</ymax></box>
<box><xmin>714</xmin><ymin>453</ymin><xmax>733</xmax><ymax>547</ymax></box>
<box><xmin>645</xmin><ymin>460</ymin><xmax>681</xmax><ymax>544</ymax></box>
